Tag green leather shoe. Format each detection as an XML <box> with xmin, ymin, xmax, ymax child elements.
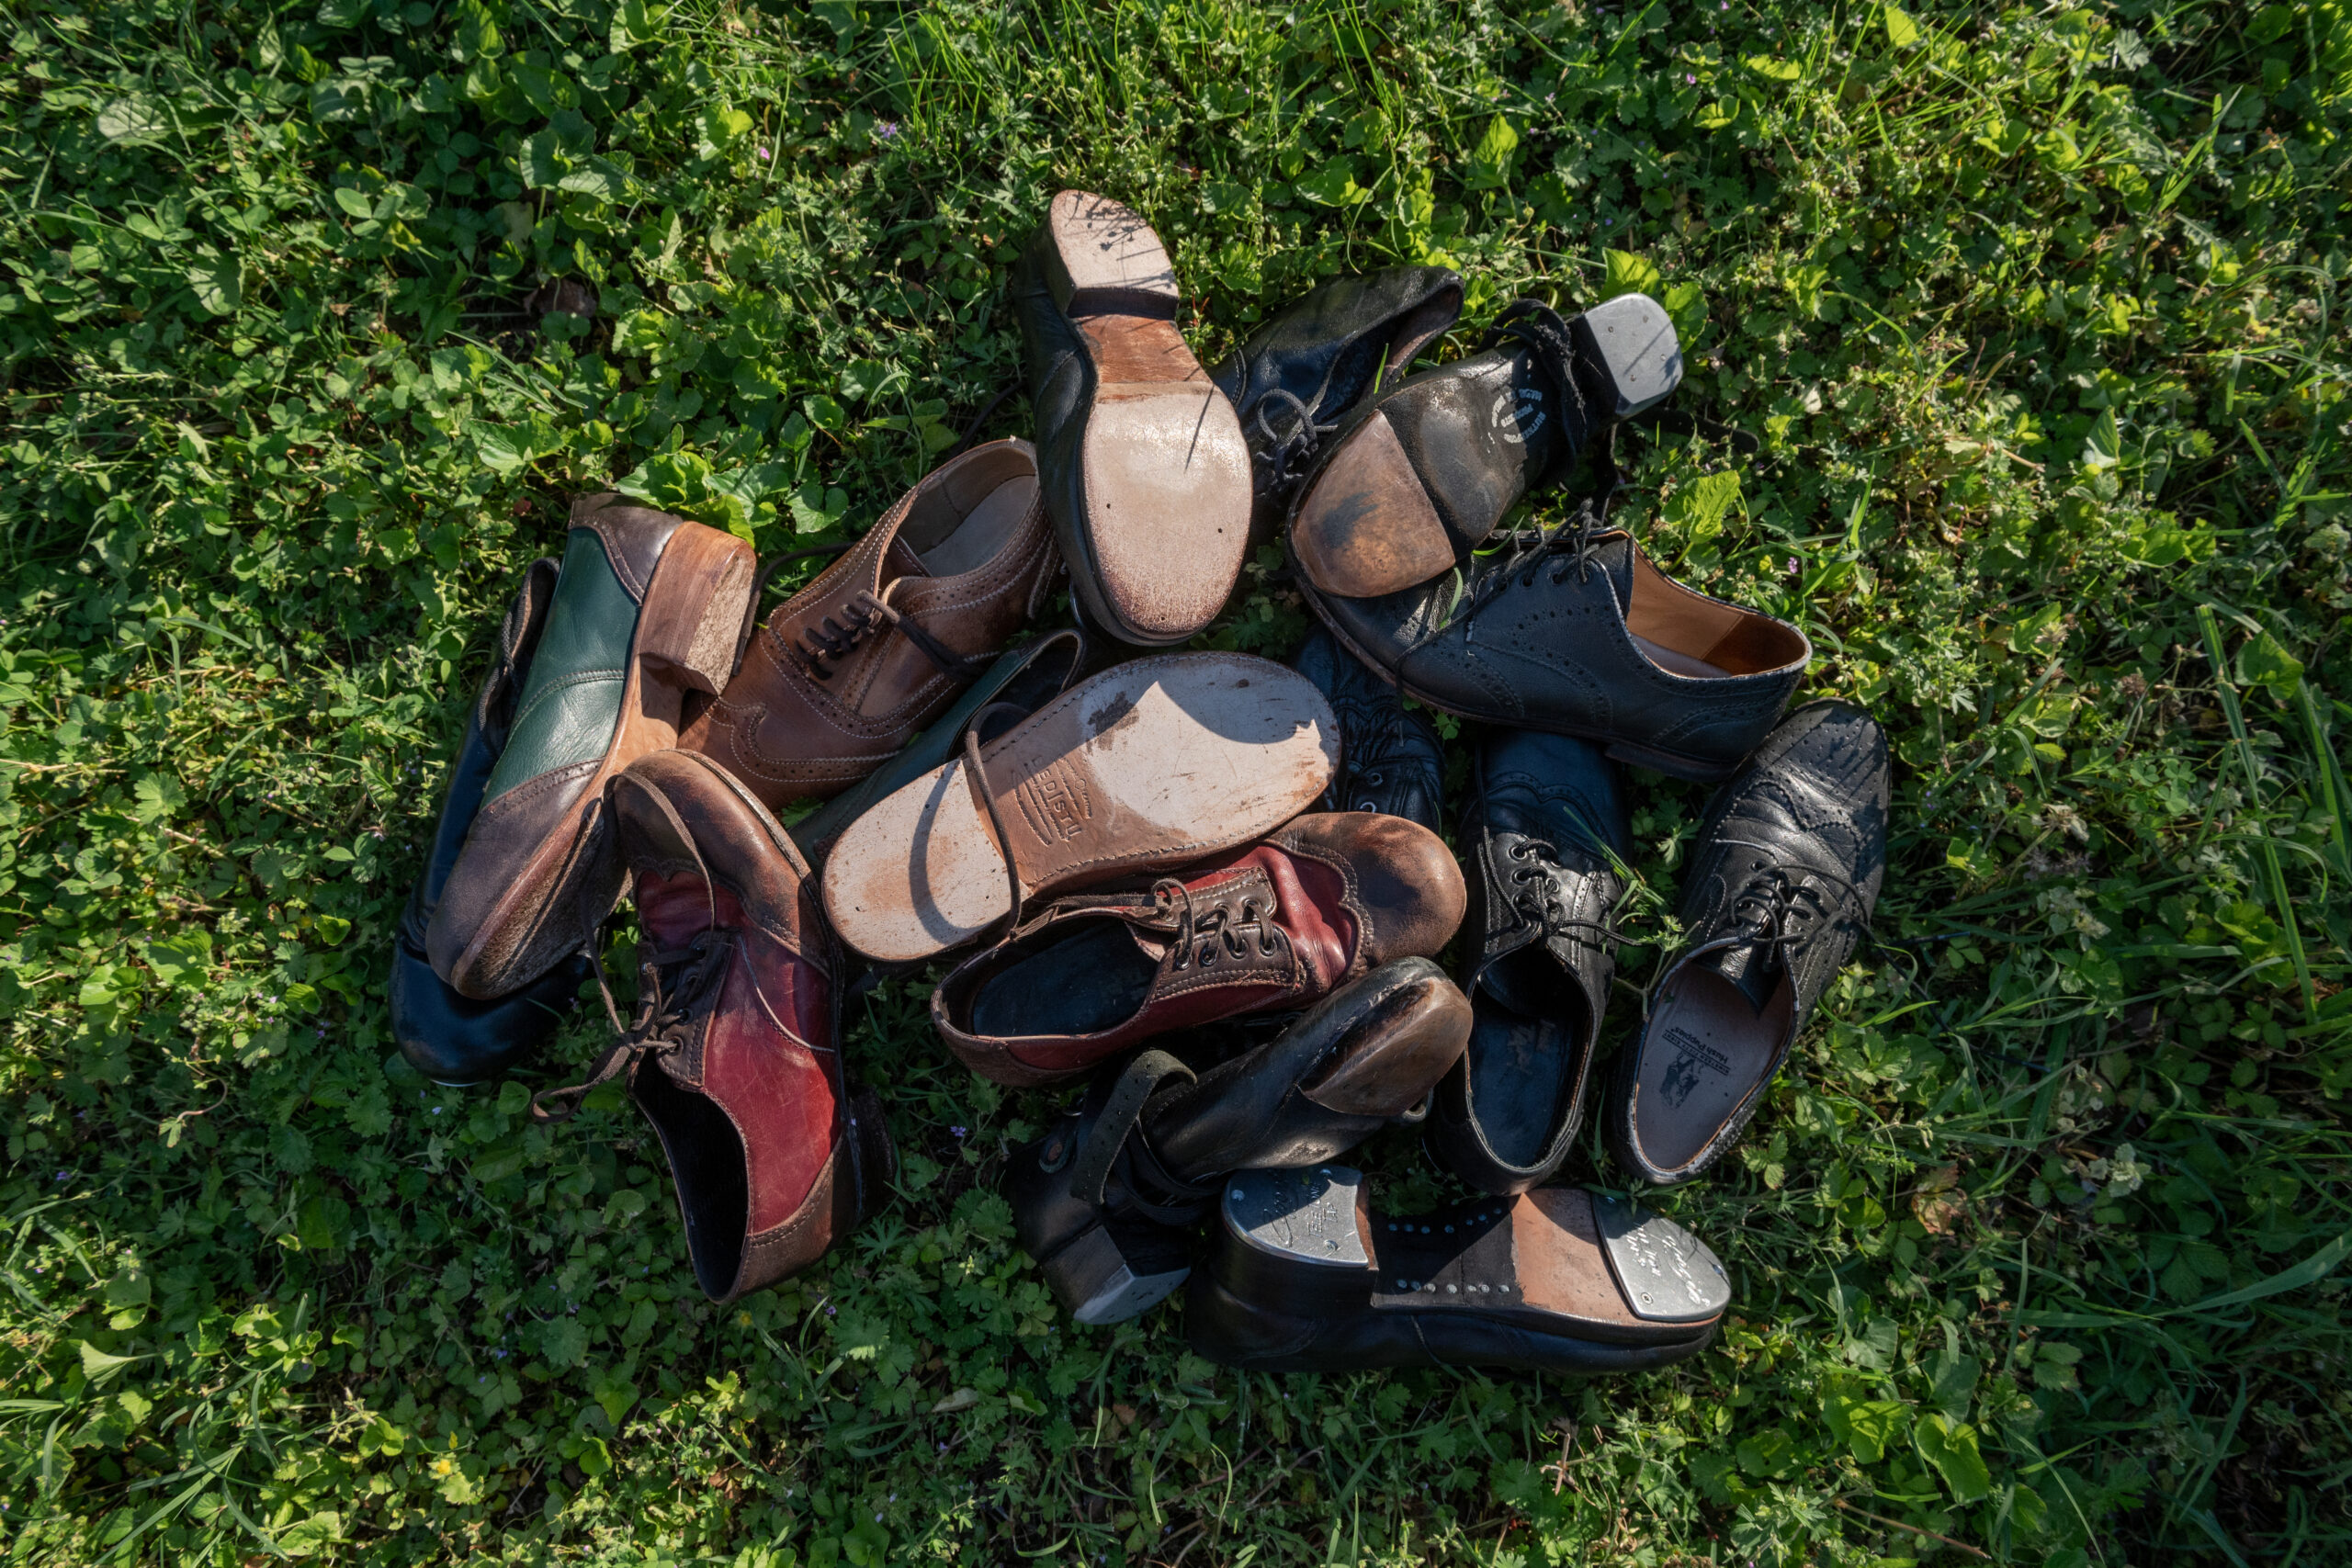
<box><xmin>426</xmin><ymin>494</ymin><xmax>756</xmax><ymax>999</ymax></box>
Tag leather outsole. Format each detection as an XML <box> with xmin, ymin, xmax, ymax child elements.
<box><xmin>821</xmin><ymin>653</ymin><xmax>1339</xmax><ymax>964</ymax></box>
<box><xmin>1046</xmin><ymin>191</ymin><xmax>1250</xmax><ymax>646</ymax></box>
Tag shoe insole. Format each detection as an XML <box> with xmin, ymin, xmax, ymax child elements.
<box><xmin>1632</xmin><ymin>964</ymin><xmax>1793</xmax><ymax>1172</ymax></box>
<box><xmin>918</xmin><ymin>475</ymin><xmax>1038</xmax><ymax>580</ymax></box>
<box><xmin>1464</xmin><ymin>1005</ymin><xmax>1577</xmax><ymax>1170</ymax></box>
<box><xmin>970</xmin><ymin>919</ymin><xmax>1159</xmax><ymax>1040</ymax></box>
<box><xmin>1631</xmin><ymin>633</ymin><xmax>1731</xmax><ymax>681</ymax></box>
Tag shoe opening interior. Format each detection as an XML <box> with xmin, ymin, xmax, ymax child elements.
<box><xmin>1632</xmin><ymin>964</ymin><xmax>1795</xmax><ymax>1173</ymax></box>
<box><xmin>1464</xmin><ymin>997</ymin><xmax>1582</xmax><ymax>1170</ymax></box>
<box><xmin>970</xmin><ymin>919</ymin><xmax>1159</xmax><ymax>1040</ymax></box>
<box><xmin>899</xmin><ymin>444</ymin><xmax>1039</xmax><ymax>579</ymax></box>
<box><xmin>636</xmin><ymin>1065</ymin><xmax>748</xmax><ymax>1301</ymax></box>
<box><xmin>1623</xmin><ymin>548</ymin><xmax>1808</xmax><ymax>678</ymax></box>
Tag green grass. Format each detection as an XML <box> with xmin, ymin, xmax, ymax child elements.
<box><xmin>2</xmin><ymin>0</ymin><xmax>2349</xmax><ymax>1562</ymax></box>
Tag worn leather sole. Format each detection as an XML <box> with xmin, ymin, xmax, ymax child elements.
<box><xmin>1287</xmin><ymin>540</ymin><xmax>1751</xmax><ymax>785</ymax></box>
<box><xmin>1044</xmin><ymin>191</ymin><xmax>1250</xmax><ymax>646</ymax></box>
<box><xmin>439</xmin><ymin>523</ymin><xmax>755</xmax><ymax>998</ymax></box>
<box><xmin>1185</xmin><ymin>1166</ymin><xmax>1726</xmax><ymax>1375</ymax></box>
<box><xmin>822</xmin><ymin>653</ymin><xmax>1338</xmax><ymax>964</ymax></box>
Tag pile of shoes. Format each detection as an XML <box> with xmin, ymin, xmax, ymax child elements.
<box><xmin>391</xmin><ymin>191</ymin><xmax>1889</xmax><ymax>1378</ymax></box>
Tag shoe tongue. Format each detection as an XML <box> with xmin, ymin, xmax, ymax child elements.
<box><xmin>1698</xmin><ymin>940</ymin><xmax>1781</xmax><ymax>1014</ymax></box>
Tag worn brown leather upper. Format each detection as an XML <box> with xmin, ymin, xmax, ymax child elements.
<box><xmin>933</xmin><ymin>812</ymin><xmax>1466</xmax><ymax>1087</ymax></box>
<box><xmin>592</xmin><ymin>750</ymin><xmax>892</xmax><ymax>1302</ymax></box>
<box><xmin>682</xmin><ymin>440</ymin><xmax>1059</xmax><ymax>812</ymax></box>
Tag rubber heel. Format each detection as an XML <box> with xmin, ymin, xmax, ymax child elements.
<box><xmin>1039</xmin><ymin>1220</ymin><xmax>1191</xmax><ymax>1326</ymax></box>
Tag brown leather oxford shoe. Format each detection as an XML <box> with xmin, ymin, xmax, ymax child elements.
<box><xmin>932</xmin><ymin>812</ymin><xmax>1466</xmax><ymax>1087</ymax></box>
<box><xmin>534</xmin><ymin>750</ymin><xmax>892</xmax><ymax>1302</ymax></box>
<box><xmin>682</xmin><ymin>439</ymin><xmax>1059</xmax><ymax>813</ymax></box>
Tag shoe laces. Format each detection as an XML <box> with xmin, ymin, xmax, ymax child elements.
<box><xmin>532</xmin><ymin>930</ymin><xmax>730</xmax><ymax>1122</ymax></box>
<box><xmin>1712</xmin><ymin>838</ymin><xmax>1873</xmax><ymax>967</ymax></box>
<box><xmin>1252</xmin><ymin>387</ymin><xmax>1340</xmax><ymax>496</ymax></box>
<box><xmin>1499</xmin><ymin>834</ymin><xmax>1617</xmax><ymax>952</ymax></box>
<box><xmin>796</xmin><ymin>584</ymin><xmax>990</xmax><ymax>683</ymax></box>
<box><xmin>1151</xmin><ymin>877</ymin><xmax>1284</xmax><ymax>970</ymax></box>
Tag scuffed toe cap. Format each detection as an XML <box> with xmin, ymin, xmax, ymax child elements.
<box><xmin>1274</xmin><ymin>811</ymin><xmax>1466</xmax><ymax>964</ymax></box>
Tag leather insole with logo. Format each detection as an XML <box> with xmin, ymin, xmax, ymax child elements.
<box><xmin>1632</xmin><ymin>964</ymin><xmax>1793</xmax><ymax>1172</ymax></box>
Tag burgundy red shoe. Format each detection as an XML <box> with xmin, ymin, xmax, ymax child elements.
<box><xmin>534</xmin><ymin>750</ymin><xmax>892</xmax><ymax>1302</ymax></box>
<box><xmin>932</xmin><ymin>812</ymin><xmax>1465</xmax><ymax>1087</ymax></box>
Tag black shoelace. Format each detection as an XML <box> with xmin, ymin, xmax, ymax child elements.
<box><xmin>795</xmin><ymin>584</ymin><xmax>991</xmax><ymax>683</ymax></box>
<box><xmin>1504</xmin><ymin>836</ymin><xmax>1619</xmax><ymax>953</ymax></box>
<box><xmin>1670</xmin><ymin>839</ymin><xmax>1873</xmax><ymax>1005</ymax></box>
<box><xmin>1252</xmin><ymin>387</ymin><xmax>1340</xmax><ymax>497</ymax></box>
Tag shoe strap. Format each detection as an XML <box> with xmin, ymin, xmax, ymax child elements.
<box><xmin>959</xmin><ymin>705</ymin><xmax>1032</xmax><ymax>948</ymax></box>
<box><xmin>1066</xmin><ymin>1048</ymin><xmax>1196</xmax><ymax>1212</ymax></box>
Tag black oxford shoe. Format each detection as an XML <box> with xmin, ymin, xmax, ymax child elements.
<box><xmin>1305</xmin><ymin>527</ymin><xmax>1810</xmax><ymax>783</ymax></box>
<box><xmin>1428</xmin><ymin>730</ymin><xmax>1628</xmax><ymax>1194</ymax></box>
<box><xmin>1007</xmin><ymin>958</ymin><xmax>1470</xmax><ymax>1325</ymax></box>
<box><xmin>1605</xmin><ymin>701</ymin><xmax>1889</xmax><ymax>1186</ymax></box>
<box><xmin>391</xmin><ymin>558</ymin><xmax>594</xmax><ymax>1086</ymax></box>
<box><xmin>1208</xmin><ymin>266</ymin><xmax>1463</xmax><ymax>549</ymax></box>
<box><xmin>1186</xmin><ymin>1164</ymin><xmax>1727</xmax><ymax>1375</ymax></box>
<box><xmin>1292</xmin><ymin>626</ymin><xmax>1445</xmax><ymax>831</ymax></box>
<box><xmin>1286</xmin><ymin>294</ymin><xmax>1680</xmax><ymax>602</ymax></box>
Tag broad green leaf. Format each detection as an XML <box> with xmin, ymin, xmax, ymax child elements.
<box><xmin>1600</xmin><ymin>249</ymin><xmax>1662</xmax><ymax>301</ymax></box>
<box><xmin>1825</xmin><ymin>1394</ymin><xmax>1911</xmax><ymax>1464</ymax></box>
<box><xmin>1294</xmin><ymin>158</ymin><xmax>1371</xmax><ymax>207</ymax></box>
<box><xmin>1914</xmin><ymin>1413</ymin><xmax>1993</xmax><ymax>1503</ymax></box>
<box><xmin>2237</xmin><ymin>630</ymin><xmax>2304</xmax><ymax>700</ymax></box>
<box><xmin>2080</xmin><ymin>408</ymin><xmax>2120</xmax><ymax>471</ymax></box>
<box><xmin>1743</xmin><ymin>54</ymin><xmax>1804</xmax><ymax>83</ymax></box>
<box><xmin>474</xmin><ymin>425</ymin><xmax>532</xmax><ymax>474</ymax></box>
<box><xmin>1735</xmin><ymin>1427</ymin><xmax>1799</xmax><ymax>1478</ymax></box>
<box><xmin>132</xmin><ymin>771</ymin><xmax>186</xmax><ymax>823</ymax></box>
<box><xmin>187</xmin><ymin>256</ymin><xmax>242</xmax><ymax>316</ymax></box>
<box><xmin>610</xmin><ymin>0</ymin><xmax>669</xmax><ymax>51</ymax></box>
<box><xmin>540</xmin><ymin>1317</ymin><xmax>590</xmax><ymax>1368</ymax></box>
<box><xmin>1661</xmin><ymin>278</ymin><xmax>1708</xmax><ymax>343</ymax></box>
<box><xmin>1464</xmin><ymin>116</ymin><xmax>1519</xmax><ymax>190</ymax></box>
<box><xmin>79</xmin><ymin>1342</ymin><xmax>146</xmax><ymax>1387</ymax></box>
<box><xmin>96</xmin><ymin>96</ymin><xmax>167</xmax><ymax>144</ymax></box>
<box><xmin>1665</xmin><ymin>468</ymin><xmax>1742</xmax><ymax>548</ymax></box>
<box><xmin>278</xmin><ymin>1511</ymin><xmax>342</xmax><ymax>1557</ymax></box>
<box><xmin>1883</xmin><ymin>5</ymin><xmax>1922</xmax><ymax>49</ymax></box>
<box><xmin>334</xmin><ymin>186</ymin><xmax>374</xmax><ymax>219</ymax></box>
<box><xmin>558</xmin><ymin>157</ymin><xmax>629</xmax><ymax>202</ymax></box>
<box><xmin>789</xmin><ymin>482</ymin><xmax>849</xmax><ymax>534</ymax></box>
<box><xmin>839</xmin><ymin>358</ymin><xmax>904</xmax><ymax>401</ymax></box>
<box><xmin>804</xmin><ymin>394</ymin><xmax>847</xmax><ymax>432</ymax></box>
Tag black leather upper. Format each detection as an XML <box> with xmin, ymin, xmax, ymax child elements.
<box><xmin>1428</xmin><ymin>730</ymin><xmax>1628</xmax><ymax>1193</ymax></box>
<box><xmin>1306</xmin><ymin>531</ymin><xmax>1808</xmax><ymax>781</ymax></box>
<box><xmin>1605</xmin><ymin>700</ymin><xmax>1890</xmax><ymax>1185</ymax></box>
<box><xmin>392</xmin><ymin>558</ymin><xmax>593</xmax><ymax>1085</ymax></box>
<box><xmin>1008</xmin><ymin>959</ymin><xmax>1449</xmax><ymax>1276</ymax></box>
<box><xmin>1291</xmin><ymin>626</ymin><xmax>1443</xmax><ymax>830</ymax></box>
<box><xmin>1208</xmin><ymin>266</ymin><xmax>1462</xmax><ymax>543</ymax></box>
